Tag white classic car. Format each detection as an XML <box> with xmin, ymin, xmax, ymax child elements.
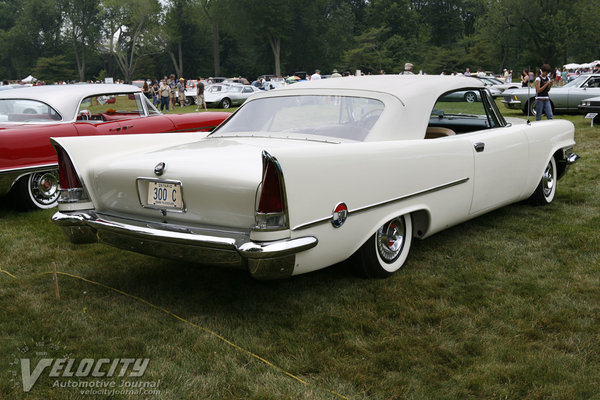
<box><xmin>204</xmin><ymin>83</ymin><xmax>261</xmax><ymax>108</ymax></box>
<box><xmin>51</xmin><ymin>76</ymin><xmax>579</xmax><ymax>279</ymax></box>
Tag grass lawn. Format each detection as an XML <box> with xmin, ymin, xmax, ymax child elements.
<box><xmin>1</xmin><ymin>101</ymin><xmax>599</xmax><ymax>399</ymax></box>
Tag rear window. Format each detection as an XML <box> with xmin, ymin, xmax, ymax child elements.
<box><xmin>0</xmin><ymin>99</ymin><xmax>61</xmax><ymax>122</ymax></box>
<box><xmin>213</xmin><ymin>95</ymin><xmax>385</xmax><ymax>141</ymax></box>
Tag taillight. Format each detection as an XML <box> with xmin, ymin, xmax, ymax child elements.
<box><xmin>56</xmin><ymin>145</ymin><xmax>81</xmax><ymax>189</ymax></box>
<box><xmin>255</xmin><ymin>151</ymin><xmax>288</xmax><ymax>230</ymax></box>
<box><xmin>54</xmin><ymin>144</ymin><xmax>89</xmax><ymax>203</ymax></box>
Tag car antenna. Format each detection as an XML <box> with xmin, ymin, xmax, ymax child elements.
<box><xmin>526</xmin><ymin>65</ymin><xmax>531</xmax><ymax>125</ymax></box>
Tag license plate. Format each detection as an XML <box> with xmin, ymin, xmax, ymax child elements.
<box><xmin>147</xmin><ymin>181</ymin><xmax>183</xmax><ymax>210</ymax></box>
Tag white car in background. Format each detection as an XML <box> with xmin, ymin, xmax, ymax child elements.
<box><xmin>204</xmin><ymin>84</ymin><xmax>260</xmax><ymax>108</ymax></box>
<box><xmin>52</xmin><ymin>76</ymin><xmax>579</xmax><ymax>279</ymax></box>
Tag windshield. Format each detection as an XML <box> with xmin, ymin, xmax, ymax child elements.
<box><xmin>212</xmin><ymin>95</ymin><xmax>385</xmax><ymax>141</ymax></box>
<box><xmin>0</xmin><ymin>99</ymin><xmax>61</xmax><ymax>122</ymax></box>
<box><xmin>564</xmin><ymin>75</ymin><xmax>590</xmax><ymax>88</ymax></box>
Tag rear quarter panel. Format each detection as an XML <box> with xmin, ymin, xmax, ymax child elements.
<box><xmin>0</xmin><ymin>123</ymin><xmax>78</xmax><ymax>171</ymax></box>
<box><xmin>271</xmin><ymin>139</ymin><xmax>476</xmax><ymax>275</ymax></box>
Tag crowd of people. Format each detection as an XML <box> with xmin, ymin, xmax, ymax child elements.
<box><xmin>136</xmin><ymin>74</ymin><xmax>208</xmax><ymax>112</ymax></box>
<box><xmin>4</xmin><ymin>62</ymin><xmax>600</xmax><ymax>118</ymax></box>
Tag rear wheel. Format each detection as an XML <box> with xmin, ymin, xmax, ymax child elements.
<box><xmin>185</xmin><ymin>96</ymin><xmax>193</xmax><ymax>106</ymax></box>
<box><xmin>220</xmin><ymin>98</ymin><xmax>231</xmax><ymax>109</ymax></box>
<box><xmin>529</xmin><ymin>156</ymin><xmax>556</xmax><ymax>205</ymax></box>
<box><xmin>13</xmin><ymin>171</ymin><xmax>60</xmax><ymax>210</ymax></box>
<box><xmin>354</xmin><ymin>214</ymin><xmax>413</xmax><ymax>278</ymax></box>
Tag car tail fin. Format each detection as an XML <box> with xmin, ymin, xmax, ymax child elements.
<box><xmin>255</xmin><ymin>151</ymin><xmax>288</xmax><ymax>230</ymax></box>
<box><xmin>53</xmin><ymin>143</ymin><xmax>89</xmax><ymax>203</ymax></box>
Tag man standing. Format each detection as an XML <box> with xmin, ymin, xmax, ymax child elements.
<box><xmin>177</xmin><ymin>78</ymin><xmax>186</xmax><ymax>107</ymax></box>
<box><xmin>402</xmin><ymin>63</ymin><xmax>414</xmax><ymax>75</ymax></box>
<box><xmin>195</xmin><ymin>78</ymin><xmax>207</xmax><ymax>111</ymax></box>
<box><xmin>535</xmin><ymin>64</ymin><xmax>554</xmax><ymax>121</ymax></box>
<box><xmin>311</xmin><ymin>69</ymin><xmax>321</xmax><ymax>80</ymax></box>
<box><xmin>168</xmin><ymin>74</ymin><xmax>177</xmax><ymax>110</ymax></box>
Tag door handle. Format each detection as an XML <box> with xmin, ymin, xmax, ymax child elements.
<box><xmin>122</xmin><ymin>125</ymin><xmax>134</xmax><ymax>130</ymax></box>
<box><xmin>474</xmin><ymin>142</ymin><xmax>485</xmax><ymax>152</ymax></box>
<box><xmin>109</xmin><ymin>127</ymin><xmax>121</xmax><ymax>132</ymax></box>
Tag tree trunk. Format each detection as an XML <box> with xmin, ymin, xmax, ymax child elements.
<box><xmin>211</xmin><ymin>20</ymin><xmax>220</xmax><ymax>76</ymax></box>
<box><xmin>201</xmin><ymin>4</ymin><xmax>220</xmax><ymax>77</ymax></box>
<box><xmin>269</xmin><ymin>37</ymin><xmax>281</xmax><ymax>76</ymax></box>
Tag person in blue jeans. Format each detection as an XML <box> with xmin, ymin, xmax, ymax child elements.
<box><xmin>535</xmin><ymin>64</ymin><xmax>554</xmax><ymax>121</ymax></box>
<box><xmin>159</xmin><ymin>80</ymin><xmax>170</xmax><ymax>111</ymax></box>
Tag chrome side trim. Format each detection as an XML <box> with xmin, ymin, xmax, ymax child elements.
<box><xmin>0</xmin><ymin>164</ymin><xmax>58</xmax><ymax>195</ymax></box>
<box><xmin>292</xmin><ymin>177</ymin><xmax>470</xmax><ymax>231</ymax></box>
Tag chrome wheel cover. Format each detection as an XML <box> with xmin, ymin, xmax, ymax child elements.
<box><xmin>29</xmin><ymin>171</ymin><xmax>60</xmax><ymax>206</ymax></box>
<box><xmin>376</xmin><ymin>217</ymin><xmax>406</xmax><ymax>263</ymax></box>
<box><xmin>542</xmin><ymin>160</ymin><xmax>555</xmax><ymax>197</ymax></box>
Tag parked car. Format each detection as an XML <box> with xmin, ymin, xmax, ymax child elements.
<box><xmin>51</xmin><ymin>76</ymin><xmax>579</xmax><ymax>280</ymax></box>
<box><xmin>0</xmin><ymin>84</ymin><xmax>230</xmax><ymax>209</ymax></box>
<box><xmin>442</xmin><ymin>87</ymin><xmax>498</xmax><ymax>102</ymax></box>
<box><xmin>204</xmin><ymin>84</ymin><xmax>260</xmax><ymax>108</ymax></box>
<box><xmin>502</xmin><ymin>74</ymin><xmax>600</xmax><ymax>115</ymax></box>
<box><xmin>474</xmin><ymin>76</ymin><xmax>519</xmax><ymax>95</ymax></box>
<box><xmin>578</xmin><ymin>95</ymin><xmax>600</xmax><ymax>122</ymax></box>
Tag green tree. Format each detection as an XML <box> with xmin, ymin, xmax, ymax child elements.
<box><xmin>34</xmin><ymin>55</ymin><xmax>75</xmax><ymax>82</ymax></box>
<box><xmin>60</xmin><ymin>0</ymin><xmax>101</xmax><ymax>81</ymax></box>
<box><xmin>101</xmin><ymin>0</ymin><xmax>161</xmax><ymax>82</ymax></box>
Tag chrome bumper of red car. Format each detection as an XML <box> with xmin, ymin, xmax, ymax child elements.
<box><xmin>52</xmin><ymin>211</ymin><xmax>318</xmax><ymax>280</ymax></box>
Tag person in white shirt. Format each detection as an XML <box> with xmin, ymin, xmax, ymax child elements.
<box><xmin>311</xmin><ymin>69</ymin><xmax>321</xmax><ymax>80</ymax></box>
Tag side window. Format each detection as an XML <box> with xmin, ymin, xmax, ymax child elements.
<box><xmin>426</xmin><ymin>89</ymin><xmax>502</xmax><ymax>138</ymax></box>
<box><xmin>586</xmin><ymin>77</ymin><xmax>600</xmax><ymax>88</ymax></box>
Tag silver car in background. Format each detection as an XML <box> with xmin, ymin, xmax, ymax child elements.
<box><xmin>502</xmin><ymin>74</ymin><xmax>600</xmax><ymax>115</ymax></box>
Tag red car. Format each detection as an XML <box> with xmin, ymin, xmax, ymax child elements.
<box><xmin>0</xmin><ymin>84</ymin><xmax>229</xmax><ymax>209</ymax></box>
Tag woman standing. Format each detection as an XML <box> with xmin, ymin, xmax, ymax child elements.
<box><xmin>521</xmin><ymin>69</ymin><xmax>529</xmax><ymax>87</ymax></box>
<box><xmin>159</xmin><ymin>80</ymin><xmax>170</xmax><ymax>111</ymax></box>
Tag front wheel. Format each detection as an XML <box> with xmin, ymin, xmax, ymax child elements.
<box><xmin>14</xmin><ymin>171</ymin><xmax>60</xmax><ymax>210</ymax></box>
<box><xmin>353</xmin><ymin>214</ymin><xmax>413</xmax><ymax>278</ymax></box>
<box><xmin>529</xmin><ymin>157</ymin><xmax>556</xmax><ymax>205</ymax></box>
<box><xmin>464</xmin><ymin>91</ymin><xmax>477</xmax><ymax>103</ymax></box>
<box><xmin>524</xmin><ymin>98</ymin><xmax>537</xmax><ymax>116</ymax></box>
<box><xmin>185</xmin><ymin>96</ymin><xmax>193</xmax><ymax>106</ymax></box>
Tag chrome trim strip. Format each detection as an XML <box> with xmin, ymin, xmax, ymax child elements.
<box><xmin>0</xmin><ymin>163</ymin><xmax>57</xmax><ymax>174</ymax></box>
<box><xmin>292</xmin><ymin>177</ymin><xmax>470</xmax><ymax>231</ymax></box>
<box><xmin>0</xmin><ymin>164</ymin><xmax>58</xmax><ymax>195</ymax></box>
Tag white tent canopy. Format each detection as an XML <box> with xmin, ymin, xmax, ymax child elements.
<box><xmin>21</xmin><ymin>75</ymin><xmax>36</xmax><ymax>83</ymax></box>
<box><xmin>563</xmin><ymin>61</ymin><xmax>600</xmax><ymax>70</ymax></box>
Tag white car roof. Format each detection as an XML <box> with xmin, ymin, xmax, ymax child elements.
<box><xmin>247</xmin><ymin>75</ymin><xmax>486</xmax><ymax>140</ymax></box>
<box><xmin>0</xmin><ymin>84</ymin><xmax>141</xmax><ymax>122</ymax></box>
<box><xmin>255</xmin><ymin>75</ymin><xmax>483</xmax><ymax>103</ymax></box>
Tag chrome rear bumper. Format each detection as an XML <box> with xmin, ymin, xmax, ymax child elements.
<box><xmin>52</xmin><ymin>211</ymin><xmax>317</xmax><ymax>279</ymax></box>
